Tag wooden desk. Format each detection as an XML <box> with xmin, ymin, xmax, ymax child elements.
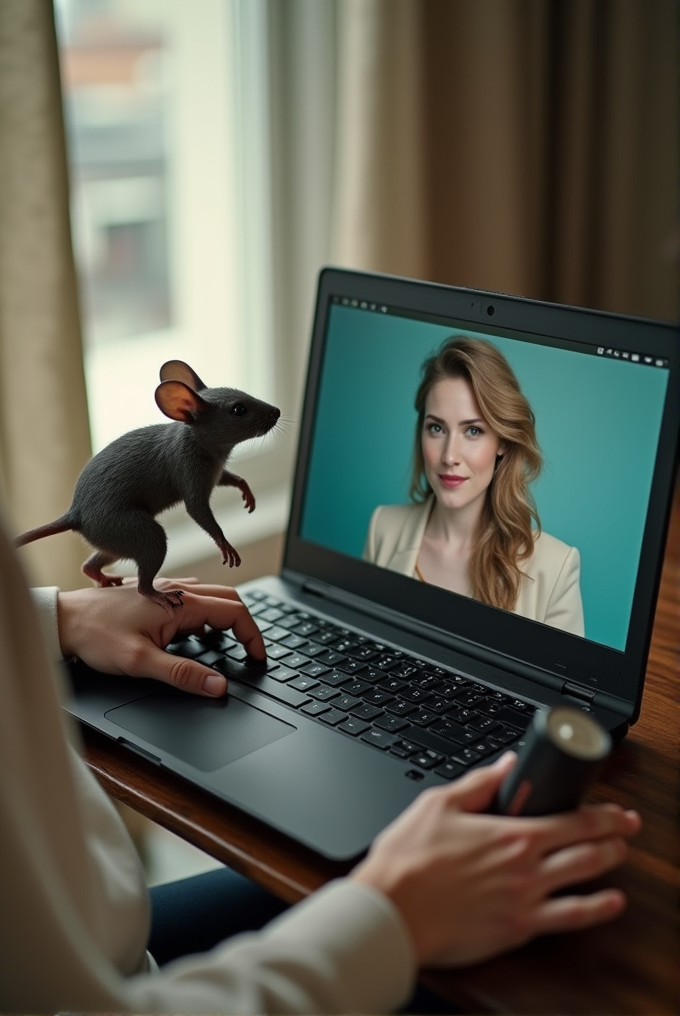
<box><xmin>81</xmin><ymin>494</ymin><xmax>680</xmax><ymax>1015</ymax></box>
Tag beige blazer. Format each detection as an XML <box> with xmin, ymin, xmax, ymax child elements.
<box><xmin>364</xmin><ymin>500</ymin><xmax>585</xmax><ymax>636</ymax></box>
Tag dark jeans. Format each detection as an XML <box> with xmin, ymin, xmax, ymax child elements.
<box><xmin>149</xmin><ymin>865</ymin><xmax>457</xmax><ymax>1013</ymax></box>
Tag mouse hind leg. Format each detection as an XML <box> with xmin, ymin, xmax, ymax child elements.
<box><xmin>130</xmin><ymin>514</ymin><xmax>185</xmax><ymax>615</ymax></box>
<box><xmin>82</xmin><ymin>549</ymin><xmax>125</xmax><ymax>587</ymax></box>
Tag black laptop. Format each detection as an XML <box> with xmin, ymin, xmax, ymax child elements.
<box><xmin>67</xmin><ymin>268</ymin><xmax>679</xmax><ymax>861</ymax></box>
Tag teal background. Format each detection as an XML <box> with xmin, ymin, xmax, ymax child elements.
<box><xmin>300</xmin><ymin>305</ymin><xmax>669</xmax><ymax>650</ymax></box>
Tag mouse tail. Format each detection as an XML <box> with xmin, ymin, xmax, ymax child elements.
<box><xmin>14</xmin><ymin>514</ymin><xmax>76</xmax><ymax>547</ymax></box>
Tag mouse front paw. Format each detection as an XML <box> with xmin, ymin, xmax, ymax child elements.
<box><xmin>100</xmin><ymin>575</ymin><xmax>125</xmax><ymax>587</ymax></box>
<box><xmin>236</xmin><ymin>479</ymin><xmax>256</xmax><ymax>513</ymax></box>
<box><xmin>220</xmin><ymin>540</ymin><xmax>241</xmax><ymax>568</ymax></box>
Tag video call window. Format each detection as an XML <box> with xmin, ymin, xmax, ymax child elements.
<box><xmin>300</xmin><ymin>300</ymin><xmax>669</xmax><ymax>653</ymax></box>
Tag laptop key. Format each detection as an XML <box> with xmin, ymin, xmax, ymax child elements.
<box><xmin>168</xmin><ymin>638</ymin><xmax>209</xmax><ymax>658</ymax></box>
<box><xmin>351</xmin><ymin>702</ymin><xmax>383</xmax><ymax>721</ymax></box>
<box><xmin>390</xmin><ymin>738</ymin><xmax>422</xmax><ymax>757</ymax></box>
<box><xmin>342</xmin><ymin>678</ymin><xmax>372</xmax><ymax>696</ymax></box>
<box><xmin>373</xmin><ymin>714</ymin><xmax>410</xmax><ymax>734</ymax></box>
<box><xmin>292</xmin><ymin>621</ymin><xmax>320</xmax><ymax>637</ymax></box>
<box><xmin>301</xmin><ymin>700</ymin><xmax>330</xmax><ymax>717</ymax></box>
<box><xmin>360</xmin><ymin>728</ymin><xmax>397</xmax><ymax>750</ymax></box>
<box><xmin>334</xmin><ymin>693</ymin><xmax>361</xmax><ymax>711</ymax></box>
<box><xmin>224</xmin><ymin>643</ymin><xmax>249</xmax><ymax>661</ymax></box>
<box><xmin>210</xmin><ymin>658</ymin><xmax>311</xmax><ymax>708</ymax></box>
<box><xmin>361</xmin><ymin>667</ymin><xmax>388</xmax><ymax>684</ymax></box>
<box><xmin>489</xmin><ymin>724</ymin><xmax>522</xmax><ymax>745</ymax></box>
<box><xmin>281</xmin><ymin>653</ymin><xmax>312</xmax><ymax>672</ymax></box>
<box><xmin>265</xmin><ymin>643</ymin><xmax>297</xmax><ymax>661</ymax></box>
<box><xmin>384</xmin><ymin>699</ymin><xmax>418</xmax><ymax>718</ymax></box>
<box><xmin>434</xmin><ymin>760</ymin><xmax>466</xmax><ymax>780</ymax></box>
<box><xmin>390</xmin><ymin>740</ymin><xmax>418</xmax><ymax>759</ymax></box>
<box><xmin>322</xmin><ymin>670</ymin><xmax>351</xmax><ymax>687</ymax></box>
<box><xmin>313</xmin><ymin>629</ymin><xmax>341</xmax><ymax>646</ymax></box>
<box><xmin>259</xmin><ymin>607</ymin><xmax>286</xmax><ymax>623</ymax></box>
<box><xmin>338</xmin><ymin>660</ymin><xmax>367</xmax><ymax>676</ymax></box>
<box><xmin>450</xmin><ymin>747</ymin><xmax>483</xmax><ymax>766</ymax></box>
<box><xmin>410</xmin><ymin>749</ymin><xmax>444</xmax><ymax>769</ymax></box>
<box><xmin>290</xmin><ymin>675</ymin><xmax>319</xmax><ymax>692</ymax></box>
<box><xmin>259</xmin><ymin>624</ymin><xmax>290</xmax><ymax>641</ymax></box>
<box><xmin>378</xmin><ymin>676</ymin><xmax>407</xmax><ymax>693</ymax></box>
<box><xmin>267</xmin><ymin>665</ymin><xmax>299</xmax><ymax>683</ymax></box>
<box><xmin>316</xmin><ymin>650</ymin><xmax>347</xmax><ymax>667</ymax></box>
<box><xmin>469</xmin><ymin>715</ymin><xmax>502</xmax><ymax>734</ymax></box>
<box><xmin>308</xmin><ymin>685</ymin><xmax>339</xmax><ymax>702</ymax></box>
<box><xmin>194</xmin><ymin>649</ymin><xmax>225</xmax><ymax>667</ymax></box>
<box><xmin>493</xmin><ymin>705</ymin><xmax>533</xmax><ymax>730</ymax></box>
<box><xmin>280</xmin><ymin>634</ymin><xmax>307</xmax><ymax>650</ymax></box>
<box><xmin>408</xmin><ymin>726</ymin><xmax>462</xmax><ymax>757</ymax></box>
<box><xmin>348</xmin><ymin>645</ymin><xmax>379</xmax><ymax>661</ymax></box>
<box><xmin>363</xmin><ymin>689</ymin><xmax>395</xmax><ymax>707</ymax></box>
<box><xmin>401</xmin><ymin>686</ymin><xmax>433</xmax><ymax>704</ymax></box>
<box><xmin>337</xmin><ymin>717</ymin><xmax>370</xmax><ymax>736</ymax></box>
<box><xmin>299</xmin><ymin>661</ymin><xmax>331</xmax><ymax>678</ymax></box>
<box><xmin>429</xmin><ymin>718</ymin><xmax>468</xmax><ymax>744</ymax></box>
<box><xmin>318</xmin><ymin>707</ymin><xmax>346</xmax><ymax>726</ymax></box>
<box><xmin>409</xmin><ymin>708</ymin><xmax>439</xmax><ymax>726</ymax></box>
<box><xmin>292</xmin><ymin>641</ymin><xmax>326</xmax><ymax>658</ymax></box>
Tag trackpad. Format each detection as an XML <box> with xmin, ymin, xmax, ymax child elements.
<box><xmin>105</xmin><ymin>692</ymin><xmax>295</xmax><ymax>772</ymax></box>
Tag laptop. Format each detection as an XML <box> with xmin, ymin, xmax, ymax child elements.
<box><xmin>67</xmin><ymin>268</ymin><xmax>679</xmax><ymax>861</ymax></box>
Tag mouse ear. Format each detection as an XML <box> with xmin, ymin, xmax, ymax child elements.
<box><xmin>159</xmin><ymin>360</ymin><xmax>207</xmax><ymax>391</ymax></box>
<box><xmin>155</xmin><ymin>380</ymin><xmax>209</xmax><ymax>423</ymax></box>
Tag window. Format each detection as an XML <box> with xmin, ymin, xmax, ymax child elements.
<box><xmin>55</xmin><ymin>0</ymin><xmax>291</xmax><ymax>565</ymax></box>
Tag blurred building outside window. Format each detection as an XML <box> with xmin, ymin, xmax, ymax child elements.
<box><xmin>55</xmin><ymin>0</ymin><xmax>287</xmax><ymax>566</ymax></box>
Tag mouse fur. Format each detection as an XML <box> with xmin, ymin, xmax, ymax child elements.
<box><xmin>16</xmin><ymin>360</ymin><xmax>280</xmax><ymax>612</ymax></box>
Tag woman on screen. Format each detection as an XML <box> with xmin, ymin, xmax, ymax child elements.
<box><xmin>364</xmin><ymin>336</ymin><xmax>584</xmax><ymax>635</ymax></box>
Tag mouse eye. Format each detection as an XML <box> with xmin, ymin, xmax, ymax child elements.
<box><xmin>231</xmin><ymin>403</ymin><xmax>248</xmax><ymax>416</ymax></box>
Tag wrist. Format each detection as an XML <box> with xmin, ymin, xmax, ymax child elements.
<box><xmin>56</xmin><ymin>589</ymin><xmax>80</xmax><ymax>659</ymax></box>
<box><xmin>30</xmin><ymin>586</ymin><xmax>64</xmax><ymax>663</ymax></box>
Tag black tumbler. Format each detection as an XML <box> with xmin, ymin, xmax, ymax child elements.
<box><xmin>495</xmin><ymin>706</ymin><xmax>612</xmax><ymax>816</ymax></box>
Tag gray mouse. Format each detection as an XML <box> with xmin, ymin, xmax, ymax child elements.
<box><xmin>16</xmin><ymin>359</ymin><xmax>281</xmax><ymax>612</ymax></box>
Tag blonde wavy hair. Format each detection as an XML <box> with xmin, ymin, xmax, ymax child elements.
<box><xmin>411</xmin><ymin>336</ymin><xmax>542</xmax><ymax>611</ymax></box>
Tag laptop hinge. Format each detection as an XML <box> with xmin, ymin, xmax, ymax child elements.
<box><xmin>561</xmin><ymin>681</ymin><xmax>597</xmax><ymax>706</ymax></box>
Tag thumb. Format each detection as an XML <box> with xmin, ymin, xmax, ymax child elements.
<box><xmin>446</xmin><ymin>751</ymin><xmax>517</xmax><ymax>813</ymax></box>
<box><xmin>127</xmin><ymin>639</ymin><xmax>228</xmax><ymax>697</ymax></box>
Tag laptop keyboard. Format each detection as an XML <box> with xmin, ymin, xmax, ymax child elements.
<box><xmin>167</xmin><ymin>589</ymin><xmax>537</xmax><ymax>782</ymax></box>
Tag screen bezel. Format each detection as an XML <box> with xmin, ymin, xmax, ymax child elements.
<box><xmin>284</xmin><ymin>268</ymin><xmax>679</xmax><ymax>722</ymax></box>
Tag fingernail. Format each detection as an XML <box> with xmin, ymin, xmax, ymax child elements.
<box><xmin>203</xmin><ymin>673</ymin><xmax>227</xmax><ymax>696</ymax></box>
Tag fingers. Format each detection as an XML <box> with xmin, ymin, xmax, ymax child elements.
<box><xmin>541</xmin><ymin>835</ymin><xmax>629</xmax><ymax>895</ymax></box>
<box><xmin>527</xmin><ymin>804</ymin><xmax>641</xmax><ymax>858</ymax></box>
<box><xmin>533</xmin><ymin>887</ymin><xmax>628</xmax><ymax>936</ymax></box>
<box><xmin>168</xmin><ymin>590</ymin><xmax>266</xmax><ymax>661</ymax></box>
<box><xmin>154</xmin><ymin>577</ymin><xmax>243</xmax><ymax>600</ymax></box>
<box><xmin>125</xmin><ymin>639</ymin><xmax>229</xmax><ymax>697</ymax></box>
<box><xmin>439</xmin><ymin>751</ymin><xmax>517</xmax><ymax>813</ymax></box>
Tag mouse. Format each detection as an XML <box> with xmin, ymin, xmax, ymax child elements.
<box><xmin>15</xmin><ymin>359</ymin><xmax>281</xmax><ymax>612</ymax></box>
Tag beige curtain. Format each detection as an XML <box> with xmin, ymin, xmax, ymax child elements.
<box><xmin>0</xmin><ymin>0</ymin><xmax>91</xmax><ymax>589</ymax></box>
<box><xmin>0</xmin><ymin>0</ymin><xmax>676</xmax><ymax>595</ymax></box>
<box><xmin>331</xmin><ymin>0</ymin><xmax>678</xmax><ymax>323</ymax></box>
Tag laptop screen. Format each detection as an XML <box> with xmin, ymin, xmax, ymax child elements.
<box><xmin>286</xmin><ymin>269</ymin><xmax>678</xmax><ymax>714</ymax></box>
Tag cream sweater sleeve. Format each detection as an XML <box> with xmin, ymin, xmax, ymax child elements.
<box><xmin>2</xmin><ymin>530</ymin><xmax>415</xmax><ymax>1014</ymax></box>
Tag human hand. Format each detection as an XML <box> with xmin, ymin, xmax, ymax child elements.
<box><xmin>351</xmin><ymin>752</ymin><xmax>640</xmax><ymax>968</ymax></box>
<box><xmin>57</xmin><ymin>578</ymin><xmax>264</xmax><ymax>697</ymax></box>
